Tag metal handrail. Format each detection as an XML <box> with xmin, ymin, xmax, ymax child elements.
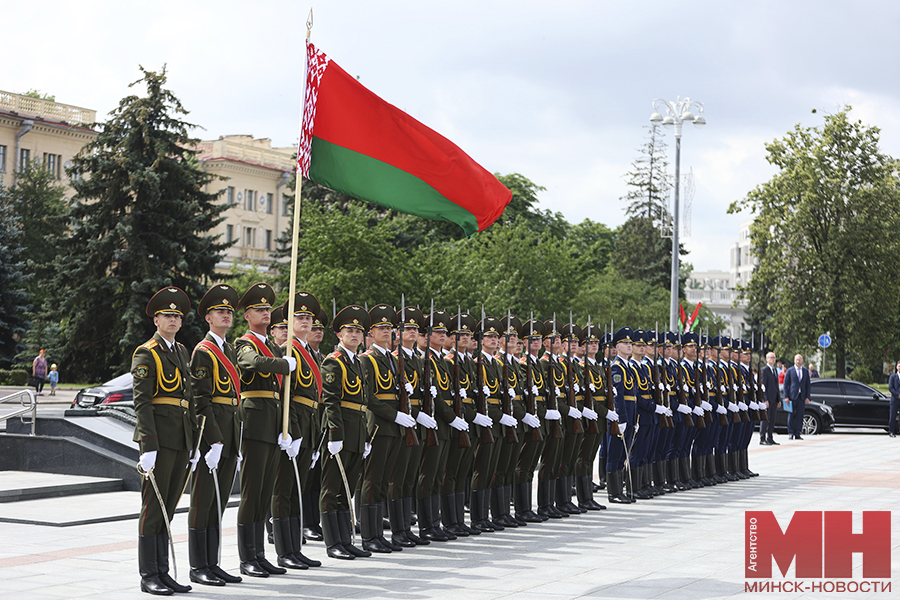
<box><xmin>0</xmin><ymin>389</ymin><xmax>37</xmax><ymax>435</ymax></box>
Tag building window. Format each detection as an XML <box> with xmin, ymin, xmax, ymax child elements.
<box><xmin>226</xmin><ymin>225</ymin><xmax>234</xmax><ymax>243</ymax></box>
<box><xmin>265</xmin><ymin>229</ymin><xmax>272</xmax><ymax>251</ymax></box>
<box><xmin>245</xmin><ymin>190</ymin><xmax>255</xmax><ymax>211</ymax></box>
<box><xmin>19</xmin><ymin>149</ymin><xmax>30</xmax><ymax>172</ymax></box>
<box><xmin>43</xmin><ymin>153</ymin><xmax>62</xmax><ymax>179</ymax></box>
<box><xmin>282</xmin><ymin>194</ymin><xmax>289</xmax><ymax>216</ymax></box>
<box><xmin>0</xmin><ymin>145</ymin><xmax>6</xmax><ymax>173</ymax></box>
<box><xmin>244</xmin><ymin>227</ymin><xmax>255</xmax><ymax>248</ymax></box>
<box><xmin>266</xmin><ymin>193</ymin><xmax>273</xmax><ymax>214</ymax></box>
<box><xmin>226</xmin><ymin>186</ymin><xmax>235</xmax><ymax>205</ymax></box>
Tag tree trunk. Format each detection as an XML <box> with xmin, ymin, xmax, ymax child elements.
<box><xmin>835</xmin><ymin>348</ymin><xmax>846</xmax><ymax>379</ymax></box>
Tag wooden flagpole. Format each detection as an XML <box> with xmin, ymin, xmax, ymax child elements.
<box><xmin>282</xmin><ymin>9</ymin><xmax>315</xmax><ymax>438</ymax></box>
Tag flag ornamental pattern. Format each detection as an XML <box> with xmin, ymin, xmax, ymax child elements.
<box><xmin>297</xmin><ymin>40</ymin><xmax>511</xmax><ymax>236</ymax></box>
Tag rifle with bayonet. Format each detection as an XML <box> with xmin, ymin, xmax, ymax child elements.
<box><xmin>502</xmin><ymin>310</ymin><xmax>519</xmax><ymax>444</ymax></box>
<box><xmin>691</xmin><ymin>336</ymin><xmax>707</xmax><ymax>429</ymax></box>
<box><xmin>422</xmin><ymin>299</ymin><xmax>439</xmax><ymax>447</ymax></box>
<box><xmin>583</xmin><ymin>316</ymin><xmax>600</xmax><ymax>436</ymax></box>
<box><xmin>398</xmin><ymin>296</ymin><xmax>419</xmax><ymax>447</ymax></box>
<box><xmin>605</xmin><ymin>321</ymin><xmax>621</xmax><ymax>437</ymax></box>
<box><xmin>653</xmin><ymin>324</ymin><xmax>674</xmax><ymax>428</ymax></box>
<box><xmin>454</xmin><ymin>309</ymin><xmax>471</xmax><ymax>448</ymax></box>
<box><xmin>475</xmin><ymin>307</ymin><xmax>493</xmax><ymax>445</ymax></box>
<box><xmin>755</xmin><ymin>334</ymin><xmax>768</xmax><ymax>422</ymax></box>
<box><xmin>675</xmin><ymin>331</ymin><xmax>693</xmax><ymax>428</ymax></box>
<box><xmin>564</xmin><ymin>311</ymin><xmax>584</xmax><ymax>435</ymax></box>
<box><xmin>546</xmin><ymin>314</ymin><xmax>564</xmax><ymax>440</ymax></box>
<box><xmin>525</xmin><ymin>312</ymin><xmax>543</xmax><ymax>443</ymax></box>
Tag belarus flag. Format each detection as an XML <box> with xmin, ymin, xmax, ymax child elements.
<box><xmin>297</xmin><ymin>40</ymin><xmax>511</xmax><ymax>237</ymax></box>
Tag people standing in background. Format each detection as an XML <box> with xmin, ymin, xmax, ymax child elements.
<box><xmin>32</xmin><ymin>350</ymin><xmax>48</xmax><ymax>395</ymax></box>
<box><xmin>49</xmin><ymin>364</ymin><xmax>59</xmax><ymax>396</ymax></box>
<box><xmin>808</xmin><ymin>363</ymin><xmax>820</xmax><ymax>378</ymax></box>
<box><xmin>887</xmin><ymin>361</ymin><xmax>900</xmax><ymax>438</ymax></box>
<box><xmin>782</xmin><ymin>354</ymin><xmax>811</xmax><ymax>441</ymax></box>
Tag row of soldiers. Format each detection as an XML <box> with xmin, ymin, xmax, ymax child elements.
<box><xmin>131</xmin><ymin>283</ymin><xmax>761</xmax><ymax>596</ymax></box>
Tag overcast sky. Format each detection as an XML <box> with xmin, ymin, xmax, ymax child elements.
<box><xmin>6</xmin><ymin>1</ymin><xmax>900</xmax><ymax>271</ymax></box>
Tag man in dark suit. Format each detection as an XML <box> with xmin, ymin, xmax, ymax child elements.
<box><xmin>782</xmin><ymin>354</ymin><xmax>810</xmax><ymax>440</ymax></box>
<box><xmin>888</xmin><ymin>361</ymin><xmax>900</xmax><ymax>438</ymax></box>
<box><xmin>760</xmin><ymin>351</ymin><xmax>781</xmax><ymax>445</ymax></box>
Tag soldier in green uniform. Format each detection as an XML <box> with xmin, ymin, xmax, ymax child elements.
<box><xmin>556</xmin><ymin>322</ymin><xmax>584</xmax><ymax>515</ymax></box>
<box><xmin>269</xmin><ymin>306</ymin><xmax>289</xmax><ymax>347</ymax></box>
<box><xmin>469</xmin><ymin>316</ymin><xmax>503</xmax><ymax>532</ymax></box>
<box><xmin>537</xmin><ymin>319</ymin><xmax>566</xmax><ymax>518</ymax></box>
<box><xmin>359</xmin><ymin>304</ymin><xmax>416</xmax><ymax>553</ymax></box>
<box><xmin>441</xmin><ymin>312</ymin><xmax>481</xmax><ymax>537</ymax></box>
<box><xmin>513</xmin><ymin>319</ymin><xmax>546</xmax><ymax>523</ymax></box>
<box><xmin>575</xmin><ymin>324</ymin><xmax>607</xmax><ymax>511</ymax></box>
<box><xmin>270</xmin><ymin>292</ymin><xmax>323</xmax><ymax>570</ymax></box>
<box><xmin>390</xmin><ymin>306</ymin><xmax>430</xmax><ymax>547</ymax></box>
<box><xmin>133</xmin><ymin>286</ymin><xmax>197</xmax><ymax>595</ymax></box>
<box><xmin>320</xmin><ymin>305</ymin><xmax>372</xmax><ymax>560</ymax></box>
<box><xmin>188</xmin><ymin>284</ymin><xmax>243</xmax><ymax>587</ymax></box>
<box><xmin>302</xmin><ymin>309</ymin><xmax>328</xmax><ymax>542</ymax></box>
<box><xmin>234</xmin><ymin>283</ymin><xmax>296</xmax><ymax>578</ymax></box>
<box><xmin>491</xmin><ymin>315</ymin><xmax>524</xmax><ymax>528</ymax></box>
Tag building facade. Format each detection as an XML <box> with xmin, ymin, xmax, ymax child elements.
<box><xmin>195</xmin><ymin>135</ymin><xmax>294</xmax><ymax>273</ymax></box>
<box><xmin>0</xmin><ymin>90</ymin><xmax>97</xmax><ymax>190</ymax></box>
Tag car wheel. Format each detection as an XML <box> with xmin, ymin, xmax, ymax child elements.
<box><xmin>803</xmin><ymin>412</ymin><xmax>821</xmax><ymax>436</ymax></box>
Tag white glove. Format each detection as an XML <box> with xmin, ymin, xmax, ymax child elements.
<box><xmin>606</xmin><ymin>409</ymin><xmax>619</xmax><ymax>422</ymax></box>
<box><xmin>394</xmin><ymin>411</ymin><xmax>417</xmax><ymax>428</ymax></box>
<box><xmin>693</xmin><ymin>406</ymin><xmax>704</xmax><ymax>416</ymax></box>
<box><xmin>677</xmin><ymin>404</ymin><xmax>692</xmax><ymax>415</ymax></box>
<box><xmin>363</xmin><ymin>442</ymin><xmax>372</xmax><ymax>459</ymax></box>
<box><xmin>286</xmin><ymin>438</ymin><xmax>301</xmax><ymax>458</ymax></box>
<box><xmin>430</xmin><ymin>385</ymin><xmax>438</xmax><ymax>399</ymax></box>
<box><xmin>567</xmin><ymin>406</ymin><xmax>582</xmax><ymax>419</ymax></box>
<box><xmin>416</xmin><ymin>411</ymin><xmax>438</xmax><ymax>429</ymax></box>
<box><xmin>499</xmin><ymin>413</ymin><xmax>517</xmax><ymax>427</ymax></box>
<box><xmin>619</xmin><ymin>422</ymin><xmax>627</xmax><ymax>435</ymax></box>
<box><xmin>327</xmin><ymin>440</ymin><xmax>343</xmax><ymax>455</ymax></box>
<box><xmin>733</xmin><ymin>384</ymin><xmax>739</xmax><ymax>392</ymax></box>
<box><xmin>589</xmin><ymin>383</ymin><xmax>596</xmax><ymax>392</ymax></box>
<box><xmin>545</xmin><ymin>409</ymin><xmax>561</xmax><ymax>421</ymax></box>
<box><xmin>508</xmin><ymin>387</ymin><xmax>517</xmax><ymax>400</ymax></box>
<box><xmin>573</xmin><ymin>383</ymin><xmax>580</xmax><ymax>393</ymax></box>
<box><xmin>683</xmin><ymin>384</ymin><xmax>689</xmax><ymax>393</ymax></box>
<box><xmin>749</xmin><ymin>401</ymin><xmax>759</xmax><ymax>410</ymax></box>
<box><xmin>236</xmin><ymin>451</ymin><xmax>243</xmax><ymax>471</ymax></box>
<box><xmin>716</xmin><ymin>405</ymin><xmax>727</xmax><ymax>415</ymax></box>
<box><xmin>720</xmin><ymin>386</ymin><xmax>726</xmax><ymax>394</ymax></box>
<box><xmin>450</xmin><ymin>416</ymin><xmax>469</xmax><ymax>431</ymax></box>
<box><xmin>532</xmin><ymin>385</ymin><xmax>539</xmax><ymax>396</ymax></box>
<box><xmin>634</xmin><ymin>423</ymin><xmax>640</xmax><ymax>433</ymax></box>
<box><xmin>655</xmin><ymin>404</ymin><xmax>667</xmax><ymax>415</ymax></box>
<box><xmin>459</xmin><ymin>388</ymin><xmax>467</xmax><ymax>399</ymax></box>
<box><xmin>189</xmin><ymin>449</ymin><xmax>200</xmax><ymax>472</ymax></box>
<box><xmin>139</xmin><ymin>450</ymin><xmax>157</xmax><ymax>472</ymax></box>
<box><xmin>405</xmin><ymin>382</ymin><xmax>414</xmax><ymax>395</ymax></box>
<box><xmin>310</xmin><ymin>451</ymin><xmax>320</xmax><ymax>469</ymax></box>
<box><xmin>761</xmin><ymin>384</ymin><xmax>767</xmax><ymax>393</ymax></box>
<box><xmin>701</xmin><ymin>401</ymin><xmax>712</xmax><ymax>411</ymax></box>
<box><xmin>665</xmin><ymin>408</ymin><xmax>673</xmax><ymax>417</ymax></box>
<box><xmin>482</xmin><ymin>385</ymin><xmax>491</xmax><ymax>396</ymax></box>
<box><xmin>556</xmin><ymin>387</ymin><xmax>564</xmax><ymax>397</ymax></box>
<box><xmin>277</xmin><ymin>432</ymin><xmax>292</xmax><ymax>450</ymax></box>
<box><xmin>523</xmin><ymin>413</ymin><xmax>541</xmax><ymax>428</ymax></box>
<box><xmin>473</xmin><ymin>412</ymin><xmax>493</xmax><ymax>428</ymax></box>
<box><xmin>582</xmin><ymin>407</ymin><xmax>598</xmax><ymax>421</ymax></box>
<box><xmin>728</xmin><ymin>403</ymin><xmax>739</xmax><ymax>413</ymax></box>
<box><xmin>284</xmin><ymin>356</ymin><xmax>297</xmax><ymax>372</ymax></box>
<box><xmin>738</xmin><ymin>401</ymin><xmax>748</xmax><ymax>411</ymax></box>
<box><xmin>205</xmin><ymin>443</ymin><xmax>223</xmax><ymax>470</ymax></box>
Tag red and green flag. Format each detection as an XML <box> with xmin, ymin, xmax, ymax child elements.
<box><xmin>297</xmin><ymin>40</ymin><xmax>511</xmax><ymax>237</ymax></box>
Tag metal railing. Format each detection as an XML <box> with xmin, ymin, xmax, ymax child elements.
<box><xmin>0</xmin><ymin>389</ymin><xmax>37</xmax><ymax>435</ymax></box>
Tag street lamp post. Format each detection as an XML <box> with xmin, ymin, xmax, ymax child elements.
<box><xmin>649</xmin><ymin>97</ymin><xmax>706</xmax><ymax>332</ymax></box>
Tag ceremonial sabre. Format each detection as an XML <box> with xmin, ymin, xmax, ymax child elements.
<box><xmin>179</xmin><ymin>415</ymin><xmax>207</xmax><ymax>501</ymax></box>
<box><xmin>138</xmin><ymin>462</ymin><xmax>178</xmax><ymax>580</ymax></box>
<box><xmin>211</xmin><ymin>467</ymin><xmax>224</xmax><ymax>564</ymax></box>
<box><xmin>332</xmin><ymin>451</ymin><xmax>357</xmax><ymax>546</ymax></box>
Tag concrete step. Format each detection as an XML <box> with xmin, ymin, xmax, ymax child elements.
<box><xmin>0</xmin><ymin>489</ymin><xmax>240</xmax><ymax>527</ymax></box>
<box><xmin>0</xmin><ymin>471</ymin><xmax>123</xmax><ymax>503</ymax></box>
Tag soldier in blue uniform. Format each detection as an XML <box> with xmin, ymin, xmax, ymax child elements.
<box><xmin>606</xmin><ymin>327</ymin><xmax>633</xmax><ymax>504</ymax></box>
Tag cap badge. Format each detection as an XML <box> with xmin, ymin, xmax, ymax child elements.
<box><xmin>169</xmin><ymin>303</ymin><xmax>177</xmax><ymax>309</ymax></box>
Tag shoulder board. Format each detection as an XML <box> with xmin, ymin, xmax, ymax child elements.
<box><xmin>540</xmin><ymin>355</ymin><xmax>549</xmax><ymax>362</ymax></box>
<box><xmin>328</xmin><ymin>351</ymin><xmax>342</xmax><ymax>359</ymax></box>
<box><xmin>361</xmin><ymin>349</ymin><xmax>375</xmax><ymax>356</ymax></box>
<box><xmin>141</xmin><ymin>339</ymin><xmax>159</xmax><ymax>349</ymax></box>
<box><xmin>518</xmin><ymin>357</ymin><xmax>527</xmax><ymax>365</ymax></box>
<box><xmin>176</xmin><ymin>342</ymin><xmax>186</xmax><ymax>350</ymax></box>
<box><xmin>391</xmin><ymin>350</ymin><xmax>399</xmax><ymax>357</ymax></box>
<box><xmin>444</xmin><ymin>353</ymin><xmax>455</xmax><ymax>363</ymax></box>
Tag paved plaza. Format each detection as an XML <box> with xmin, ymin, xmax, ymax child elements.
<box><xmin>0</xmin><ymin>395</ymin><xmax>898</xmax><ymax>599</ymax></box>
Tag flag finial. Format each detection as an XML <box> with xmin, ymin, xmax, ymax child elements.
<box><xmin>306</xmin><ymin>8</ymin><xmax>314</xmax><ymax>38</ymax></box>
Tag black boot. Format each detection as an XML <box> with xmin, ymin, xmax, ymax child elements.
<box><xmin>302</xmin><ymin>491</ymin><xmax>323</xmax><ymax>541</ymax></box>
<box><xmin>711</xmin><ymin>454</ymin><xmax>727</xmax><ymax>483</ymax></box>
<box><xmin>376</xmin><ymin>502</ymin><xmax>404</xmax><ymax>550</ymax></box>
<box><xmin>254</xmin><ymin>520</ymin><xmax>286</xmax><ymax>574</ymax></box>
<box><xmin>322</xmin><ymin>510</ymin><xmax>353</xmax><ymax>559</ymax></box>
<box><xmin>457</xmin><ymin>491</ymin><xmax>481</xmax><ymax>534</ymax></box>
<box><xmin>498</xmin><ymin>485</ymin><xmax>520</xmax><ymax>527</ymax></box>
<box><xmin>289</xmin><ymin>515</ymin><xmax>321</xmax><ymax>567</ymax></box>
<box><xmin>537</xmin><ymin>480</ymin><xmax>559</xmax><ymax>518</ymax></box>
<box><xmin>237</xmin><ymin>523</ymin><xmax>268</xmax><ymax>576</ymax></box>
<box><xmin>361</xmin><ymin>504</ymin><xmax>392</xmax><ymax>553</ymax></box>
<box><xmin>433</xmin><ymin>494</ymin><xmax>457</xmax><ymax>539</ymax></box>
<box><xmin>389</xmin><ymin>499</ymin><xmax>415</xmax><ymax>547</ymax></box>
<box><xmin>442</xmin><ymin>493</ymin><xmax>468</xmax><ymax>536</ymax></box>
<box><xmin>699</xmin><ymin>453</ymin><xmax>716</xmax><ymax>486</ymax></box>
<box><xmin>419</xmin><ymin>496</ymin><xmax>450</xmax><ymax>541</ymax></box>
<box><xmin>506</xmin><ymin>484</ymin><xmax>527</xmax><ymax>525</ymax></box>
<box><xmin>725</xmin><ymin>453</ymin><xmax>741</xmax><ymax>481</ymax></box>
<box><xmin>188</xmin><ymin>527</ymin><xmax>225</xmax><ymax>586</ymax></box>
<box><xmin>596</xmin><ymin>461</ymin><xmax>607</xmax><ymax>490</ymax></box>
<box><xmin>556</xmin><ymin>477</ymin><xmax>579</xmax><ymax>513</ymax></box>
<box><xmin>207</xmin><ymin>525</ymin><xmax>241</xmax><ymax>583</ymax></box>
<box><xmin>515</xmin><ymin>481</ymin><xmax>542</xmax><ymax>522</ymax></box>
<box><xmin>403</xmin><ymin>497</ymin><xmax>429</xmax><ymax>545</ymax></box>
<box><xmin>607</xmin><ymin>470</ymin><xmax>630</xmax><ymax>504</ymax></box>
<box><xmin>139</xmin><ymin>534</ymin><xmax>173</xmax><ymax>595</ymax></box>
<box><xmin>743</xmin><ymin>449</ymin><xmax>759</xmax><ymax>477</ymax></box>
<box><xmin>658</xmin><ymin>461</ymin><xmax>676</xmax><ymax>493</ymax></box>
<box><xmin>680</xmin><ymin>457</ymin><xmax>698</xmax><ymax>488</ymax></box>
<box><xmin>339</xmin><ymin>509</ymin><xmax>372</xmax><ymax>557</ymax></box>
<box><xmin>469</xmin><ymin>489</ymin><xmax>489</xmax><ymax>532</ymax></box>
<box><xmin>157</xmin><ymin>532</ymin><xmax>192</xmax><ymax>592</ymax></box>
<box><xmin>273</xmin><ymin>517</ymin><xmax>307</xmax><ymax>569</ymax></box>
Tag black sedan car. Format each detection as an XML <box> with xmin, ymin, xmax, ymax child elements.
<box><xmin>809</xmin><ymin>378</ymin><xmax>897</xmax><ymax>429</ymax></box>
<box><xmin>71</xmin><ymin>373</ymin><xmax>133</xmax><ymax>408</ymax></box>
<box><xmin>763</xmin><ymin>398</ymin><xmax>835</xmax><ymax>436</ymax></box>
